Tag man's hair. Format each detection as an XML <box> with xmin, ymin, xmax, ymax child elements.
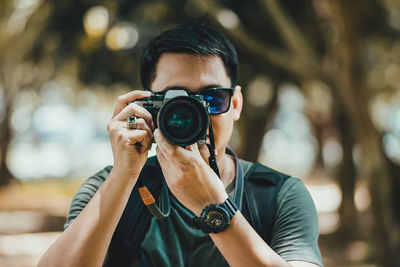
<box><xmin>140</xmin><ymin>23</ymin><xmax>238</xmax><ymax>90</ymax></box>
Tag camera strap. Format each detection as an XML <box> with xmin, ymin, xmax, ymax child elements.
<box><xmin>137</xmin><ymin>113</ymin><xmax>220</xmax><ymax>219</ymax></box>
<box><xmin>205</xmin><ymin>112</ymin><xmax>220</xmax><ymax>178</ymax></box>
<box><xmin>137</xmin><ymin>176</ymin><xmax>171</xmax><ymax>219</ymax></box>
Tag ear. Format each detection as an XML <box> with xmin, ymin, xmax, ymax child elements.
<box><xmin>231</xmin><ymin>85</ymin><xmax>243</xmax><ymax>121</ymax></box>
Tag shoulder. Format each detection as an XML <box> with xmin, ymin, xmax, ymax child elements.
<box><xmin>74</xmin><ymin>165</ymin><xmax>113</xmax><ymax>197</ymax></box>
<box><xmin>276</xmin><ymin>177</ymin><xmax>316</xmax><ymax>212</ymax></box>
<box><xmin>271</xmin><ymin>177</ymin><xmax>322</xmax><ymax>265</ymax></box>
<box><xmin>65</xmin><ymin>157</ymin><xmax>163</xmax><ymax>229</ymax></box>
<box><xmin>239</xmin><ymin>160</ymin><xmax>322</xmax><ymax>265</ymax></box>
<box><xmin>241</xmin><ymin>159</ymin><xmax>290</xmax><ymax>187</ymax></box>
<box><xmin>64</xmin><ymin>165</ymin><xmax>113</xmax><ymax>229</ymax></box>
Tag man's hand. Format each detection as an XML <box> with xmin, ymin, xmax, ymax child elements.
<box><xmin>154</xmin><ymin>129</ymin><xmax>228</xmax><ymax>216</ymax></box>
<box><xmin>107</xmin><ymin>90</ymin><xmax>154</xmax><ymax>180</ymax></box>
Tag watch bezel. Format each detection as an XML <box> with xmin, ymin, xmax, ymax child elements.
<box><xmin>201</xmin><ymin>204</ymin><xmax>230</xmax><ymax>233</ymax></box>
<box><xmin>193</xmin><ymin>197</ymin><xmax>238</xmax><ymax>234</ymax></box>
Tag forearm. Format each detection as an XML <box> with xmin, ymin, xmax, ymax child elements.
<box><xmin>38</xmin><ymin>169</ymin><xmax>137</xmax><ymax>267</ymax></box>
<box><xmin>210</xmin><ymin>211</ymin><xmax>290</xmax><ymax>267</ymax></box>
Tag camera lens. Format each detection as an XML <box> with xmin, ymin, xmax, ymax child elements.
<box><xmin>158</xmin><ymin>96</ymin><xmax>208</xmax><ymax>146</ymax></box>
<box><xmin>164</xmin><ymin>107</ymin><xmax>195</xmax><ymax>137</ymax></box>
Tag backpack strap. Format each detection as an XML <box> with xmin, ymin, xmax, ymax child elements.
<box><xmin>104</xmin><ymin>157</ymin><xmax>165</xmax><ymax>267</ymax></box>
<box><xmin>242</xmin><ymin>162</ymin><xmax>290</xmax><ymax>245</ymax></box>
<box><xmin>226</xmin><ymin>148</ymin><xmax>244</xmax><ymax>210</ymax></box>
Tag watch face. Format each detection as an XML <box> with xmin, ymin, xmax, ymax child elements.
<box><xmin>203</xmin><ymin>207</ymin><xmax>229</xmax><ymax>233</ymax></box>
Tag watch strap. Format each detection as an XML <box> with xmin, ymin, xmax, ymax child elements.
<box><xmin>223</xmin><ymin>196</ymin><xmax>238</xmax><ymax>219</ymax></box>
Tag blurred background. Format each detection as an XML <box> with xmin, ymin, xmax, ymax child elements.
<box><xmin>0</xmin><ymin>0</ymin><xmax>399</xmax><ymax>266</ymax></box>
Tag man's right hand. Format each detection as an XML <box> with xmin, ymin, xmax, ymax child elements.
<box><xmin>38</xmin><ymin>90</ymin><xmax>154</xmax><ymax>267</ymax></box>
<box><xmin>107</xmin><ymin>90</ymin><xmax>154</xmax><ymax>180</ymax></box>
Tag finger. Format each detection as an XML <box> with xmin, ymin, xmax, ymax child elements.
<box><xmin>116</xmin><ymin>103</ymin><xmax>154</xmax><ymax>130</ymax></box>
<box><xmin>185</xmin><ymin>143</ymin><xmax>199</xmax><ymax>153</ymax></box>
<box><xmin>108</xmin><ymin>120</ymin><xmax>153</xmax><ymax>153</ymax></box>
<box><xmin>125</xmin><ymin>118</ymin><xmax>153</xmax><ymax>140</ymax></box>
<box><xmin>197</xmin><ymin>143</ymin><xmax>211</xmax><ymax>159</ymax></box>
<box><xmin>153</xmin><ymin>129</ymin><xmax>191</xmax><ymax>163</ymax></box>
<box><xmin>156</xmin><ymin>146</ymin><xmax>166</xmax><ymax>164</ymax></box>
<box><xmin>125</xmin><ymin>129</ymin><xmax>152</xmax><ymax>151</ymax></box>
<box><xmin>188</xmin><ymin>143</ymin><xmax>210</xmax><ymax>165</ymax></box>
<box><xmin>156</xmin><ymin>146</ymin><xmax>179</xmax><ymax>186</ymax></box>
<box><xmin>153</xmin><ymin>129</ymin><xmax>173</xmax><ymax>155</ymax></box>
<box><xmin>112</xmin><ymin>119</ymin><xmax>153</xmax><ymax>141</ymax></box>
<box><xmin>112</xmin><ymin>90</ymin><xmax>151</xmax><ymax>119</ymax></box>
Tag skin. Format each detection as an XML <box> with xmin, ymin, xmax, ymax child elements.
<box><xmin>37</xmin><ymin>53</ymin><xmax>319</xmax><ymax>267</ymax></box>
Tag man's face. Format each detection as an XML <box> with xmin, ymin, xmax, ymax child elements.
<box><xmin>150</xmin><ymin>53</ymin><xmax>242</xmax><ymax>159</ymax></box>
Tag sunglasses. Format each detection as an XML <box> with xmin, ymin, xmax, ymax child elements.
<box><xmin>151</xmin><ymin>87</ymin><xmax>235</xmax><ymax>115</ymax></box>
<box><xmin>189</xmin><ymin>87</ymin><xmax>235</xmax><ymax>115</ymax></box>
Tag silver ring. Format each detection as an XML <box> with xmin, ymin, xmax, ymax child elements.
<box><xmin>127</xmin><ymin>115</ymin><xmax>137</xmax><ymax>129</ymax></box>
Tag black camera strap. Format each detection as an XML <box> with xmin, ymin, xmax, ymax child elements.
<box><xmin>138</xmin><ymin>113</ymin><xmax>220</xmax><ymax>219</ymax></box>
<box><xmin>205</xmin><ymin>112</ymin><xmax>220</xmax><ymax>178</ymax></box>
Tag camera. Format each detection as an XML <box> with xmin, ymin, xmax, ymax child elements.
<box><xmin>134</xmin><ymin>90</ymin><xmax>210</xmax><ymax>146</ymax></box>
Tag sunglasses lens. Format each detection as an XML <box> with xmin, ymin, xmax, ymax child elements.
<box><xmin>201</xmin><ymin>89</ymin><xmax>232</xmax><ymax>114</ymax></box>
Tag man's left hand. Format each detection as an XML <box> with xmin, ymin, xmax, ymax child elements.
<box><xmin>154</xmin><ymin>129</ymin><xmax>228</xmax><ymax>216</ymax></box>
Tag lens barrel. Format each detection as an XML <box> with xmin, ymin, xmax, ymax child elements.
<box><xmin>158</xmin><ymin>96</ymin><xmax>209</xmax><ymax>146</ymax></box>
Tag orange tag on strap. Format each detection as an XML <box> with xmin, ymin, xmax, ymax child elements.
<box><xmin>138</xmin><ymin>186</ymin><xmax>156</xmax><ymax>206</ymax></box>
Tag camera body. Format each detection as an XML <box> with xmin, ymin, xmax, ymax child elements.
<box><xmin>134</xmin><ymin>90</ymin><xmax>210</xmax><ymax>146</ymax></box>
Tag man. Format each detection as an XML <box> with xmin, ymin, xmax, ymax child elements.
<box><xmin>39</xmin><ymin>23</ymin><xmax>322</xmax><ymax>267</ymax></box>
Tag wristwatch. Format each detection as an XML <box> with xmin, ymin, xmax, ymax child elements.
<box><xmin>193</xmin><ymin>197</ymin><xmax>238</xmax><ymax>233</ymax></box>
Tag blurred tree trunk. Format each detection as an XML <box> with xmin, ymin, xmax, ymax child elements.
<box><xmin>313</xmin><ymin>124</ymin><xmax>324</xmax><ymax>168</ymax></box>
<box><xmin>0</xmin><ymin>103</ymin><xmax>13</xmax><ymax>186</ymax></box>
<box><xmin>336</xmin><ymin>102</ymin><xmax>357</xmax><ymax>235</ymax></box>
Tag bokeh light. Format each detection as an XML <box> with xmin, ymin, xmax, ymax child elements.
<box><xmin>105</xmin><ymin>23</ymin><xmax>139</xmax><ymax>51</ymax></box>
<box><xmin>322</xmin><ymin>138</ymin><xmax>343</xmax><ymax>169</ymax></box>
<box><xmin>11</xmin><ymin>106</ymin><xmax>32</xmax><ymax>132</ymax></box>
<box><xmin>303</xmin><ymin>80</ymin><xmax>332</xmax><ymax>124</ymax></box>
<box><xmin>382</xmin><ymin>134</ymin><xmax>400</xmax><ymax>163</ymax></box>
<box><xmin>307</xmin><ymin>183</ymin><xmax>342</xmax><ymax>234</ymax></box>
<box><xmin>246</xmin><ymin>76</ymin><xmax>273</xmax><ymax>108</ymax></box>
<box><xmin>278</xmin><ymin>83</ymin><xmax>305</xmax><ymax>111</ymax></box>
<box><xmin>83</xmin><ymin>6</ymin><xmax>110</xmax><ymax>37</ymax></box>
<box><xmin>217</xmin><ymin>9</ymin><xmax>240</xmax><ymax>29</ymax></box>
<box><xmin>370</xmin><ymin>92</ymin><xmax>392</xmax><ymax>132</ymax></box>
<box><xmin>354</xmin><ymin>182</ymin><xmax>372</xmax><ymax>212</ymax></box>
<box><xmin>308</xmin><ymin>183</ymin><xmax>342</xmax><ymax>213</ymax></box>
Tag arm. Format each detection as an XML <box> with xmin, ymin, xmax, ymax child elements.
<box><xmin>209</xmin><ymin>212</ymin><xmax>320</xmax><ymax>267</ymax></box>
<box><xmin>210</xmin><ymin>211</ymin><xmax>290</xmax><ymax>266</ymax></box>
<box><xmin>38</xmin><ymin>168</ymin><xmax>137</xmax><ymax>267</ymax></box>
<box><xmin>38</xmin><ymin>90</ymin><xmax>154</xmax><ymax>267</ymax></box>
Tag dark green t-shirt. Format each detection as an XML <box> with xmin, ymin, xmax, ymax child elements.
<box><xmin>65</xmin><ymin>160</ymin><xmax>323</xmax><ymax>266</ymax></box>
